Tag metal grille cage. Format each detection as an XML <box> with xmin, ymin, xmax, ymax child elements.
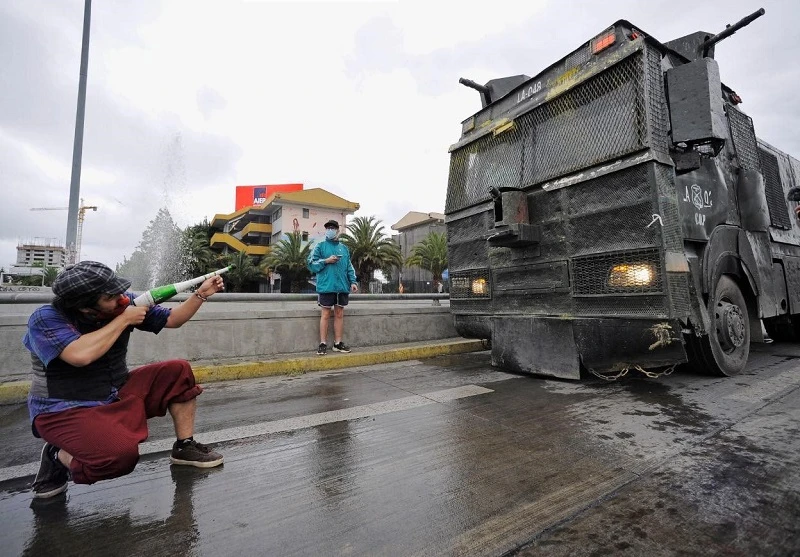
<box><xmin>645</xmin><ymin>46</ymin><xmax>670</xmax><ymax>154</ymax></box>
<box><xmin>758</xmin><ymin>147</ymin><xmax>791</xmax><ymax>229</ymax></box>
<box><xmin>727</xmin><ymin>106</ymin><xmax>761</xmax><ymax>173</ymax></box>
<box><xmin>450</xmin><ymin>269</ymin><xmax>492</xmax><ymax>299</ymax></box>
<box><xmin>446</xmin><ymin>46</ymin><xmax>678</xmax><ymax>320</ymax></box>
<box><xmin>572</xmin><ymin>248</ymin><xmax>663</xmax><ymax>295</ymax></box>
<box><xmin>446</xmin><ymin>211</ymin><xmax>492</xmax><ymax>273</ymax></box>
<box><xmin>564</xmin><ymin>164</ymin><xmax>657</xmax><ymax>257</ymax></box>
<box><xmin>564</xmin><ymin>47</ymin><xmax>591</xmax><ymax>71</ymax></box>
<box><xmin>654</xmin><ymin>164</ymin><xmax>682</xmax><ymax>251</ymax></box>
<box><xmin>447</xmin><ymin>210</ymin><xmax>491</xmax><ymax>245</ymax></box>
<box><xmin>667</xmin><ymin>273</ymin><xmax>691</xmax><ymax>317</ymax></box>
<box><xmin>575</xmin><ymin>295</ymin><xmax>666</xmax><ymax>317</ymax></box>
<box><xmin>446</xmin><ymin>52</ymin><xmax>647</xmax><ymax>213</ymax></box>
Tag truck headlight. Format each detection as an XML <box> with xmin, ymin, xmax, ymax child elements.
<box><xmin>472</xmin><ymin>278</ymin><xmax>488</xmax><ymax>295</ymax></box>
<box><xmin>607</xmin><ymin>263</ymin><xmax>655</xmax><ymax>288</ymax></box>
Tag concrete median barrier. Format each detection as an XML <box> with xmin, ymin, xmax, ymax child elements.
<box><xmin>0</xmin><ymin>296</ymin><xmax>488</xmax><ymax>405</ymax></box>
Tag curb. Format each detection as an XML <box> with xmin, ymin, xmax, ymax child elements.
<box><xmin>0</xmin><ymin>339</ymin><xmax>487</xmax><ymax>406</ymax></box>
<box><xmin>0</xmin><ymin>381</ymin><xmax>32</xmax><ymax>406</ymax></box>
<box><xmin>193</xmin><ymin>339</ymin><xmax>487</xmax><ymax>383</ymax></box>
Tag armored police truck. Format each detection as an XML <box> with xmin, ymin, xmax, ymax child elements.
<box><xmin>445</xmin><ymin>9</ymin><xmax>800</xmax><ymax>380</ymax></box>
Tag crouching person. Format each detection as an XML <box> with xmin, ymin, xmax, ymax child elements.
<box><xmin>24</xmin><ymin>261</ymin><xmax>225</xmax><ymax>499</ymax></box>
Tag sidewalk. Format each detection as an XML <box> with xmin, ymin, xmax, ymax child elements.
<box><xmin>0</xmin><ymin>337</ymin><xmax>487</xmax><ymax>406</ymax></box>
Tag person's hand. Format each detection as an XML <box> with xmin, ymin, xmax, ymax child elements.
<box><xmin>350</xmin><ymin>283</ymin><xmax>358</xmax><ymax>293</ymax></box>
<box><xmin>122</xmin><ymin>305</ymin><xmax>148</xmax><ymax>325</ymax></box>
<box><xmin>326</xmin><ymin>255</ymin><xmax>340</xmax><ymax>264</ymax></box>
<box><xmin>198</xmin><ymin>276</ymin><xmax>225</xmax><ymax>299</ymax></box>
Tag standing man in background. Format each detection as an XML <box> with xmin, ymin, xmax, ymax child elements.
<box><xmin>307</xmin><ymin>220</ymin><xmax>358</xmax><ymax>355</ymax></box>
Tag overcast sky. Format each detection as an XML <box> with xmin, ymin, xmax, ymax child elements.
<box><xmin>1</xmin><ymin>0</ymin><xmax>798</xmax><ymax>270</ymax></box>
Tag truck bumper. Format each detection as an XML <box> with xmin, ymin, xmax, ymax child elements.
<box><xmin>490</xmin><ymin>316</ymin><xmax>688</xmax><ymax>380</ymax></box>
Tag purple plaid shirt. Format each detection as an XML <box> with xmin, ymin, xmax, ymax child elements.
<box><xmin>24</xmin><ymin>294</ymin><xmax>170</xmax><ymax>423</ymax></box>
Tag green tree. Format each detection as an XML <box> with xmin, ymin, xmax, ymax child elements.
<box><xmin>223</xmin><ymin>251</ymin><xmax>262</xmax><ymax>293</ymax></box>
<box><xmin>12</xmin><ymin>262</ymin><xmax>59</xmax><ymax>287</ymax></box>
<box><xmin>180</xmin><ymin>219</ymin><xmax>218</xmax><ymax>278</ymax></box>
<box><xmin>261</xmin><ymin>231</ymin><xmax>314</xmax><ymax>293</ymax></box>
<box><xmin>340</xmin><ymin>216</ymin><xmax>402</xmax><ymax>291</ymax></box>
<box><xmin>405</xmin><ymin>231</ymin><xmax>448</xmax><ymax>283</ymax></box>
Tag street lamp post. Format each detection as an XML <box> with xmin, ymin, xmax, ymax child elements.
<box><xmin>66</xmin><ymin>0</ymin><xmax>92</xmax><ymax>265</ymax></box>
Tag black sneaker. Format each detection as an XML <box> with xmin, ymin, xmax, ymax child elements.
<box><xmin>332</xmin><ymin>342</ymin><xmax>351</xmax><ymax>353</ymax></box>
<box><xmin>32</xmin><ymin>443</ymin><xmax>69</xmax><ymax>499</ymax></box>
<box><xmin>170</xmin><ymin>439</ymin><xmax>224</xmax><ymax>468</ymax></box>
<box><xmin>317</xmin><ymin>343</ymin><xmax>327</xmax><ymax>355</ymax></box>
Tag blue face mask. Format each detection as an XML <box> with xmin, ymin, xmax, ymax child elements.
<box><xmin>325</xmin><ymin>229</ymin><xmax>337</xmax><ymax>240</ymax></box>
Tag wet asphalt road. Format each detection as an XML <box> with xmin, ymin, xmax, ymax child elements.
<box><xmin>1</xmin><ymin>342</ymin><xmax>799</xmax><ymax>556</ymax></box>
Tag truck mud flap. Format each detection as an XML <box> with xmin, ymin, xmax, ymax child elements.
<box><xmin>491</xmin><ymin>317</ymin><xmax>581</xmax><ymax>380</ymax></box>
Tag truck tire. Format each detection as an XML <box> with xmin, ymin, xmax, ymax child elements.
<box><xmin>689</xmin><ymin>275</ymin><xmax>750</xmax><ymax>376</ymax></box>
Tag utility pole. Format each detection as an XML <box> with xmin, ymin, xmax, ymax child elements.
<box><xmin>66</xmin><ymin>0</ymin><xmax>92</xmax><ymax>265</ymax></box>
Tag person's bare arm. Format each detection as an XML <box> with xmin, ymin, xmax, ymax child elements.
<box><xmin>165</xmin><ymin>275</ymin><xmax>224</xmax><ymax>328</ymax></box>
<box><xmin>59</xmin><ymin>305</ymin><xmax>148</xmax><ymax>367</ymax></box>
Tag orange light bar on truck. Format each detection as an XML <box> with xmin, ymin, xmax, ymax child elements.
<box><xmin>591</xmin><ymin>27</ymin><xmax>616</xmax><ymax>54</ymax></box>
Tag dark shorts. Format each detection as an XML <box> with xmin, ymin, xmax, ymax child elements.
<box><xmin>318</xmin><ymin>292</ymin><xmax>349</xmax><ymax>308</ymax></box>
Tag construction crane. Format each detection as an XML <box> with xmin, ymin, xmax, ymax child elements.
<box><xmin>30</xmin><ymin>198</ymin><xmax>98</xmax><ymax>262</ymax></box>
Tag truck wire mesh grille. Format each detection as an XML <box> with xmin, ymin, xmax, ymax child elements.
<box><xmin>727</xmin><ymin>106</ymin><xmax>761</xmax><ymax>173</ymax></box>
<box><xmin>564</xmin><ymin>164</ymin><xmax>658</xmax><ymax>257</ymax></box>
<box><xmin>645</xmin><ymin>46</ymin><xmax>670</xmax><ymax>154</ymax></box>
<box><xmin>758</xmin><ymin>147</ymin><xmax>791</xmax><ymax>229</ymax></box>
<box><xmin>572</xmin><ymin>248</ymin><xmax>662</xmax><ymax>296</ymax></box>
<box><xmin>446</xmin><ymin>52</ymin><xmax>647</xmax><ymax>213</ymax></box>
<box><xmin>654</xmin><ymin>164</ymin><xmax>682</xmax><ymax>251</ymax></box>
<box><xmin>575</xmin><ymin>296</ymin><xmax>667</xmax><ymax>317</ymax></box>
<box><xmin>450</xmin><ymin>269</ymin><xmax>491</xmax><ymax>299</ymax></box>
<box><xmin>667</xmin><ymin>273</ymin><xmax>691</xmax><ymax>317</ymax></box>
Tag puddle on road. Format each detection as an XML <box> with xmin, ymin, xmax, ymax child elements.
<box><xmin>535</xmin><ymin>375</ymin><xmax>722</xmax><ymax>462</ymax></box>
<box><xmin>1</xmin><ymin>462</ymin><xmax>223</xmax><ymax>557</ymax></box>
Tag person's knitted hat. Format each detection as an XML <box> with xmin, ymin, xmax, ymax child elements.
<box><xmin>323</xmin><ymin>220</ymin><xmax>339</xmax><ymax>229</ymax></box>
<box><xmin>52</xmin><ymin>261</ymin><xmax>131</xmax><ymax>309</ymax></box>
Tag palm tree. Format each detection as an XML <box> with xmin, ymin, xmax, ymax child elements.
<box><xmin>181</xmin><ymin>222</ymin><xmax>217</xmax><ymax>278</ymax></box>
<box><xmin>340</xmin><ymin>216</ymin><xmax>402</xmax><ymax>291</ymax></box>
<box><xmin>14</xmin><ymin>262</ymin><xmax>58</xmax><ymax>287</ymax></box>
<box><xmin>405</xmin><ymin>231</ymin><xmax>448</xmax><ymax>284</ymax></box>
<box><xmin>42</xmin><ymin>266</ymin><xmax>60</xmax><ymax>287</ymax></box>
<box><xmin>223</xmin><ymin>251</ymin><xmax>262</xmax><ymax>292</ymax></box>
<box><xmin>261</xmin><ymin>231</ymin><xmax>314</xmax><ymax>293</ymax></box>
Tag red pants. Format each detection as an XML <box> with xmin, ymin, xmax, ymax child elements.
<box><xmin>33</xmin><ymin>359</ymin><xmax>203</xmax><ymax>485</ymax></box>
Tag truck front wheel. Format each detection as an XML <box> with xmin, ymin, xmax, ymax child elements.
<box><xmin>689</xmin><ymin>275</ymin><xmax>750</xmax><ymax>376</ymax></box>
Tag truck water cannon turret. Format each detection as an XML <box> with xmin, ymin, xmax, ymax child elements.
<box><xmin>459</xmin><ymin>75</ymin><xmax>531</xmax><ymax>108</ymax></box>
<box><xmin>666</xmin><ymin>8</ymin><xmax>765</xmax><ymax>61</ymax></box>
<box><xmin>665</xmin><ymin>8</ymin><xmax>766</xmax><ymax>152</ymax></box>
<box><xmin>459</xmin><ymin>78</ymin><xmax>492</xmax><ymax>107</ymax></box>
<box><xmin>700</xmin><ymin>8</ymin><xmax>765</xmax><ymax>58</ymax></box>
